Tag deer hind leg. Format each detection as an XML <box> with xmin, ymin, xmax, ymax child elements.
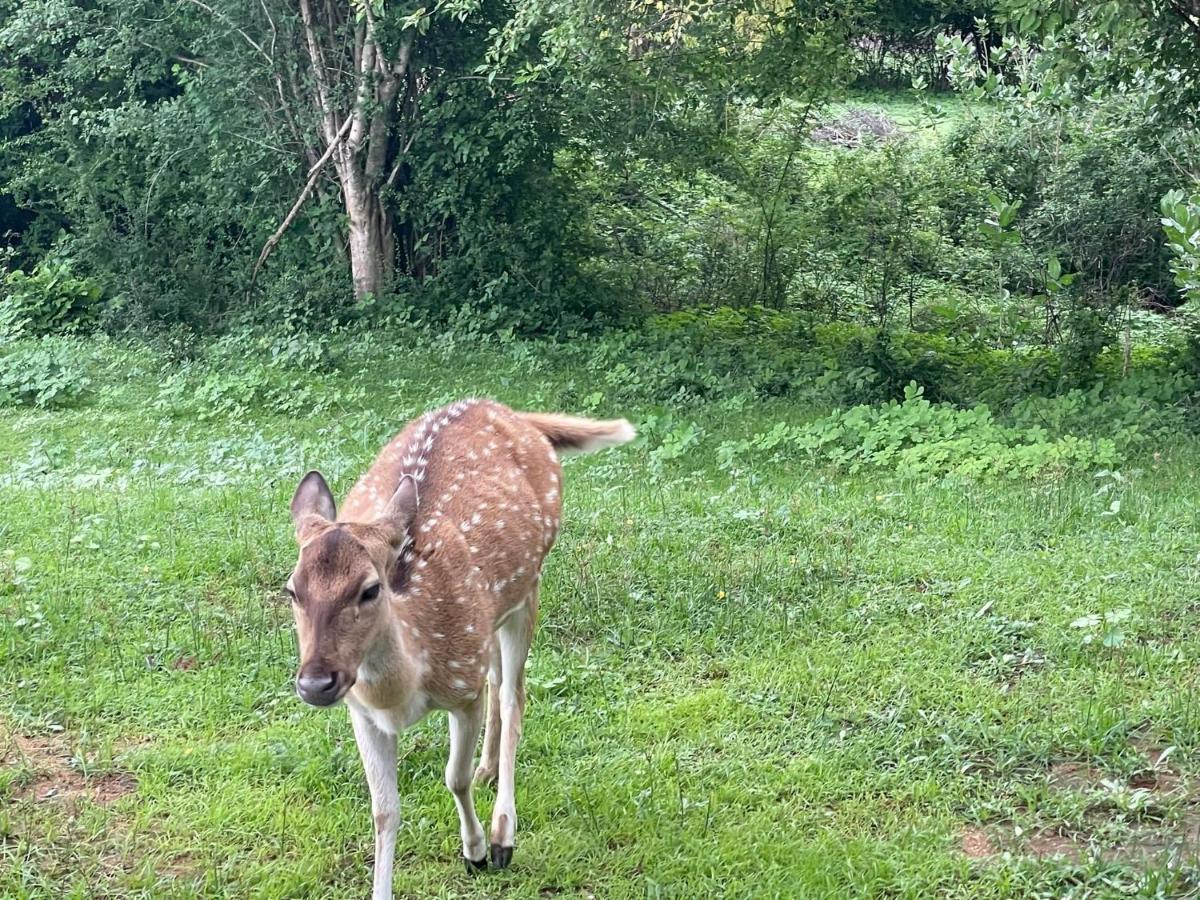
<box><xmin>349</xmin><ymin>705</ymin><xmax>399</xmax><ymax>900</ymax></box>
<box><xmin>490</xmin><ymin>598</ymin><xmax>535</xmax><ymax>869</ymax></box>
<box><xmin>474</xmin><ymin>642</ymin><xmax>502</xmax><ymax>786</ymax></box>
<box><xmin>447</xmin><ymin>697</ymin><xmax>488</xmax><ymax>873</ymax></box>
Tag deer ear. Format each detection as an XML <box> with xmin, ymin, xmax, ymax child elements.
<box><xmin>377</xmin><ymin>475</ymin><xmax>419</xmax><ymax>547</ymax></box>
<box><xmin>290</xmin><ymin>470</ymin><xmax>336</xmax><ymax>540</ymax></box>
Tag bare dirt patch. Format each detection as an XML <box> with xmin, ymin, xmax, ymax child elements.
<box><xmin>1024</xmin><ymin>827</ymin><xmax>1087</xmax><ymax>860</ymax></box>
<box><xmin>963</xmin><ymin>745</ymin><xmax>1200</xmax><ymax>866</ymax></box>
<box><xmin>1018</xmin><ymin>815</ymin><xmax>1200</xmax><ymax>864</ymax></box>
<box><xmin>1048</xmin><ymin>761</ymin><xmax>1105</xmax><ymax>792</ymax></box>
<box><xmin>960</xmin><ymin>827</ymin><xmax>996</xmax><ymax>858</ymax></box>
<box><xmin>3</xmin><ymin>728</ymin><xmax>137</xmax><ymax>807</ymax></box>
<box><xmin>1129</xmin><ymin>738</ymin><xmax>1187</xmax><ymax>796</ymax></box>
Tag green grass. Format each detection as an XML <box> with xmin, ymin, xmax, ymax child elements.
<box><xmin>826</xmin><ymin>89</ymin><xmax>978</xmax><ymax>146</ymax></box>
<box><xmin>3</xmin><ymin>333</ymin><xmax>1200</xmax><ymax>898</ymax></box>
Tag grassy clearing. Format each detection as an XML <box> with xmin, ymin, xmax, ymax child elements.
<box><xmin>2</xmin><ymin>335</ymin><xmax>1200</xmax><ymax>898</ymax></box>
<box><xmin>824</xmin><ymin>89</ymin><xmax>977</xmax><ymax>145</ymax></box>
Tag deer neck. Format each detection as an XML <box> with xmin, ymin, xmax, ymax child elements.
<box><xmin>352</xmin><ymin>598</ymin><xmax>423</xmax><ymax>711</ymax></box>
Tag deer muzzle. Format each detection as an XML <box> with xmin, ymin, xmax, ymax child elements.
<box><xmin>295</xmin><ymin>663</ymin><xmax>355</xmax><ymax>707</ymax></box>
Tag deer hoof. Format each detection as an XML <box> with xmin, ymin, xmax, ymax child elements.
<box><xmin>490</xmin><ymin>843</ymin><xmax>513</xmax><ymax>869</ymax></box>
<box><xmin>465</xmin><ymin>855</ymin><xmax>487</xmax><ymax>875</ymax></box>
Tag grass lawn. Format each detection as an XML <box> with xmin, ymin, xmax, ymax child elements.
<box><xmin>2</xmin><ymin>335</ymin><xmax>1199</xmax><ymax>898</ymax></box>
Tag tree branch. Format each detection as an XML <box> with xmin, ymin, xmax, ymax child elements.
<box><xmin>392</xmin><ymin>36</ymin><xmax>413</xmax><ymax>79</ymax></box>
<box><xmin>179</xmin><ymin>0</ymin><xmax>273</xmax><ymax>66</ymax></box>
<box><xmin>258</xmin><ymin>0</ymin><xmax>278</xmax><ymax>59</ymax></box>
<box><xmin>385</xmin><ymin>130</ymin><xmax>418</xmax><ymax>189</ymax></box>
<box><xmin>348</xmin><ymin>13</ymin><xmax>378</xmax><ymax>150</ymax></box>
<box><xmin>388</xmin><ymin>66</ymin><xmax>422</xmax><ymax>189</ymax></box>
<box><xmin>1164</xmin><ymin>0</ymin><xmax>1200</xmax><ymax>45</ymax></box>
<box><xmin>137</xmin><ymin>38</ymin><xmax>212</xmax><ymax>68</ymax></box>
<box><xmin>298</xmin><ymin>0</ymin><xmax>338</xmax><ymax>144</ymax></box>
<box><xmin>364</xmin><ymin>44</ymin><xmax>411</xmax><ymax>180</ymax></box>
<box><xmin>247</xmin><ymin>113</ymin><xmax>353</xmax><ymax>297</ymax></box>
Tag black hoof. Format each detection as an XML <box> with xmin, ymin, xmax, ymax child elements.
<box><xmin>490</xmin><ymin>843</ymin><xmax>513</xmax><ymax>869</ymax></box>
<box><xmin>465</xmin><ymin>855</ymin><xmax>487</xmax><ymax>875</ymax></box>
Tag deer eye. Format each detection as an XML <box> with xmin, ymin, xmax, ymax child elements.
<box><xmin>284</xmin><ymin>585</ymin><xmax>297</xmax><ymax>602</ymax></box>
<box><xmin>360</xmin><ymin>583</ymin><xmax>381</xmax><ymax>604</ymax></box>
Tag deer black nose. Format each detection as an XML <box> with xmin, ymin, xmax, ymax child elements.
<box><xmin>296</xmin><ymin>666</ymin><xmax>348</xmax><ymax>706</ymax></box>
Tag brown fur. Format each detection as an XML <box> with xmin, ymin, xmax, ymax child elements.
<box><xmin>287</xmin><ymin>398</ymin><xmax>633</xmax><ymax>711</ymax></box>
<box><xmin>285</xmin><ymin>398</ymin><xmax>634</xmax><ymax>882</ymax></box>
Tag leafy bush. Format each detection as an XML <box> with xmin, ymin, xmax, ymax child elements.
<box><xmin>640</xmin><ymin>306</ymin><xmax>1199</xmax><ymax>415</ymax></box>
<box><xmin>1161</xmin><ymin>189</ymin><xmax>1200</xmax><ymax>311</ymax></box>
<box><xmin>1009</xmin><ymin>375</ymin><xmax>1193</xmax><ymax>446</ymax></box>
<box><xmin>945</xmin><ymin>101</ymin><xmax>1179</xmax><ymax>320</ymax></box>
<box><xmin>0</xmin><ymin>260</ymin><xmax>105</xmax><ymax>337</ymax></box>
<box><xmin>647</xmin><ymin>317</ymin><xmax>1032</xmax><ymax>408</ymax></box>
<box><xmin>799</xmin><ymin>138</ymin><xmax>981</xmax><ymax>327</ymax></box>
<box><xmin>153</xmin><ymin>328</ymin><xmax>362</xmax><ymax>421</ymax></box>
<box><xmin>717</xmin><ymin>381</ymin><xmax>1185</xmax><ymax>478</ymax></box>
<box><xmin>573</xmin><ymin>161</ymin><xmax>762</xmax><ymax>315</ymax></box>
<box><xmin>647</xmin><ymin>306</ymin><xmax>808</xmax><ymax>397</ymax></box>
<box><xmin>0</xmin><ymin>337</ymin><xmax>92</xmax><ymax>408</ymax></box>
<box><xmin>646</xmin><ymin>418</ymin><xmax>704</xmax><ymax>472</ymax></box>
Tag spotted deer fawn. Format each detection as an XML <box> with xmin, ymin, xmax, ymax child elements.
<box><xmin>285</xmin><ymin>399</ymin><xmax>634</xmax><ymax>894</ymax></box>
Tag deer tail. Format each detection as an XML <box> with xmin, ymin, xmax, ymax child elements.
<box><xmin>517</xmin><ymin>412</ymin><xmax>637</xmax><ymax>455</ymax></box>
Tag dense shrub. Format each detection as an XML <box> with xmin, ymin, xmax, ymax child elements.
<box><xmin>572</xmin><ymin>160</ymin><xmax>762</xmax><ymax>315</ymax></box>
<box><xmin>1162</xmin><ymin>190</ymin><xmax>1200</xmax><ymax>313</ymax></box>
<box><xmin>0</xmin><ymin>259</ymin><xmax>105</xmax><ymax>337</ymax></box>
<box><xmin>945</xmin><ymin>111</ymin><xmax>1178</xmax><ymax>308</ymax></box>
<box><xmin>0</xmin><ymin>337</ymin><xmax>92</xmax><ymax>408</ymax></box>
<box><xmin>152</xmin><ymin>329</ymin><xmax>363</xmax><ymax>421</ymax></box>
<box><xmin>718</xmin><ymin>379</ymin><xmax>1190</xmax><ymax>478</ymax></box>
<box><xmin>645</xmin><ymin>307</ymin><xmax>1198</xmax><ymax>412</ymax></box>
<box><xmin>797</xmin><ymin>137</ymin><xmax>985</xmax><ymax>327</ymax></box>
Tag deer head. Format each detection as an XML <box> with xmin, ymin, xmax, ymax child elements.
<box><xmin>286</xmin><ymin>470</ymin><xmax>417</xmax><ymax>706</ymax></box>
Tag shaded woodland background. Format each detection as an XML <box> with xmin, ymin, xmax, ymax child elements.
<box><xmin>1</xmin><ymin>0</ymin><xmax>1199</xmax><ymax>412</ymax></box>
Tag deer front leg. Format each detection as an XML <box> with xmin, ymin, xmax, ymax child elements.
<box><xmin>350</xmin><ymin>706</ymin><xmax>399</xmax><ymax>900</ymax></box>
<box><xmin>490</xmin><ymin>605</ymin><xmax>534</xmax><ymax>869</ymax></box>
<box><xmin>473</xmin><ymin>643</ymin><xmax>502</xmax><ymax>786</ymax></box>
<box><xmin>446</xmin><ymin>698</ymin><xmax>488</xmax><ymax>872</ymax></box>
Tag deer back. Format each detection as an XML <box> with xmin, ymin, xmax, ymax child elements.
<box><xmin>341</xmin><ymin>400</ymin><xmax>561</xmax><ymax>710</ymax></box>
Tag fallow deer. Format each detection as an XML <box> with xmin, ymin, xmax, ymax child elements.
<box><xmin>285</xmin><ymin>398</ymin><xmax>634</xmax><ymax>895</ymax></box>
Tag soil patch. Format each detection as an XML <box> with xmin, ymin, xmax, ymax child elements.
<box><xmin>963</xmin><ymin>745</ymin><xmax>1200</xmax><ymax>865</ymax></box>
<box><xmin>960</xmin><ymin>827</ymin><xmax>996</xmax><ymax>858</ymax></box>
<box><xmin>3</xmin><ymin>728</ymin><xmax>136</xmax><ymax>807</ymax></box>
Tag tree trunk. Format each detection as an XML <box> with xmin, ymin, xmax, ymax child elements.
<box><xmin>342</xmin><ymin>165</ymin><xmax>394</xmax><ymax>299</ymax></box>
<box><xmin>347</xmin><ymin>209</ymin><xmax>385</xmax><ymax>299</ymax></box>
<box><xmin>294</xmin><ymin>1</ymin><xmax>410</xmax><ymax>301</ymax></box>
